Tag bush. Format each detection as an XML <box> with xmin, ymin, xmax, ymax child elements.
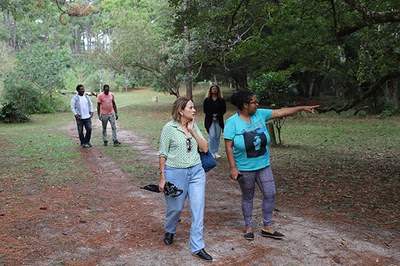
<box><xmin>249</xmin><ymin>71</ymin><xmax>297</xmax><ymax>108</ymax></box>
<box><xmin>3</xmin><ymin>76</ymin><xmax>68</xmax><ymax>114</ymax></box>
<box><xmin>0</xmin><ymin>102</ymin><xmax>30</xmax><ymax>123</ymax></box>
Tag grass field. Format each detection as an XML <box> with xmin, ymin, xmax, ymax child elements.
<box><xmin>1</xmin><ymin>85</ymin><xmax>399</xmax><ymax>233</ymax></box>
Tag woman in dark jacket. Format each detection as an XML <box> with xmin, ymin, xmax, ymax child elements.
<box><xmin>203</xmin><ymin>84</ymin><xmax>226</xmax><ymax>158</ymax></box>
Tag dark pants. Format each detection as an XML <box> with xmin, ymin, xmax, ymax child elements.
<box><xmin>239</xmin><ymin>166</ymin><xmax>276</xmax><ymax>227</ymax></box>
<box><xmin>76</xmin><ymin>118</ymin><xmax>92</xmax><ymax>145</ymax></box>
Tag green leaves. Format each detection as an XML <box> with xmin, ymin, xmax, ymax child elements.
<box><xmin>15</xmin><ymin>42</ymin><xmax>71</xmax><ymax>94</ymax></box>
<box><xmin>249</xmin><ymin>70</ymin><xmax>296</xmax><ymax>107</ymax></box>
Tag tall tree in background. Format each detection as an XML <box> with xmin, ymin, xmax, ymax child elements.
<box><xmin>170</xmin><ymin>0</ymin><xmax>399</xmax><ymax>113</ymax></box>
<box><xmin>183</xmin><ymin>0</ymin><xmax>193</xmax><ymax>99</ymax></box>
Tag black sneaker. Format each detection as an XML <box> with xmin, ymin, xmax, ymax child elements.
<box><xmin>104</xmin><ymin>141</ymin><xmax>108</xmax><ymax>146</ymax></box>
<box><xmin>244</xmin><ymin>232</ymin><xmax>254</xmax><ymax>240</ymax></box>
<box><xmin>113</xmin><ymin>140</ymin><xmax>121</xmax><ymax>146</ymax></box>
<box><xmin>261</xmin><ymin>229</ymin><xmax>284</xmax><ymax>239</ymax></box>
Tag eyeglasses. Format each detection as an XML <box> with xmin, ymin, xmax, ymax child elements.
<box><xmin>248</xmin><ymin>100</ymin><xmax>259</xmax><ymax>105</ymax></box>
<box><xmin>186</xmin><ymin>137</ymin><xmax>192</xmax><ymax>152</ymax></box>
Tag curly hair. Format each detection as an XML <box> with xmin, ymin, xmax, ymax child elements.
<box><xmin>230</xmin><ymin>90</ymin><xmax>254</xmax><ymax>111</ymax></box>
<box><xmin>205</xmin><ymin>84</ymin><xmax>223</xmax><ymax>99</ymax></box>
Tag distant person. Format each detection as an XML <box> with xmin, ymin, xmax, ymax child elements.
<box><xmin>224</xmin><ymin>90</ymin><xmax>319</xmax><ymax>241</ymax></box>
<box><xmin>97</xmin><ymin>84</ymin><xmax>121</xmax><ymax>146</ymax></box>
<box><xmin>203</xmin><ymin>84</ymin><xmax>226</xmax><ymax>158</ymax></box>
<box><xmin>158</xmin><ymin>97</ymin><xmax>213</xmax><ymax>261</ymax></box>
<box><xmin>70</xmin><ymin>84</ymin><xmax>94</xmax><ymax>148</ymax></box>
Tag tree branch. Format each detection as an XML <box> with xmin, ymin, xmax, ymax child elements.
<box><xmin>228</xmin><ymin>0</ymin><xmax>247</xmax><ymax>33</ymax></box>
<box><xmin>318</xmin><ymin>71</ymin><xmax>400</xmax><ymax>113</ymax></box>
<box><xmin>337</xmin><ymin>0</ymin><xmax>400</xmax><ymax>37</ymax></box>
<box><xmin>330</xmin><ymin>0</ymin><xmax>338</xmax><ymax>34</ymax></box>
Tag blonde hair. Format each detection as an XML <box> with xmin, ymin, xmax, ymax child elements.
<box><xmin>172</xmin><ymin>97</ymin><xmax>191</xmax><ymax>121</ymax></box>
<box><xmin>206</xmin><ymin>84</ymin><xmax>223</xmax><ymax>99</ymax></box>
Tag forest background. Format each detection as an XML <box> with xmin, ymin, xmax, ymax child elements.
<box><xmin>0</xmin><ymin>1</ymin><xmax>400</xmax><ymax>264</ymax></box>
<box><xmin>0</xmin><ymin>0</ymin><xmax>399</xmax><ymax>121</ymax></box>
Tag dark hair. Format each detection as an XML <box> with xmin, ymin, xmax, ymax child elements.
<box><xmin>172</xmin><ymin>97</ymin><xmax>192</xmax><ymax>121</ymax></box>
<box><xmin>230</xmin><ymin>90</ymin><xmax>254</xmax><ymax>110</ymax></box>
<box><xmin>103</xmin><ymin>84</ymin><xmax>110</xmax><ymax>90</ymax></box>
<box><xmin>76</xmin><ymin>84</ymin><xmax>84</xmax><ymax>91</ymax></box>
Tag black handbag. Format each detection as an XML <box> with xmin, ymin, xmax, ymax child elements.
<box><xmin>199</xmin><ymin>150</ymin><xmax>216</xmax><ymax>172</ymax></box>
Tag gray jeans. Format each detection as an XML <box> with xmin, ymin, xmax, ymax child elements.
<box><xmin>239</xmin><ymin>166</ymin><xmax>276</xmax><ymax>227</ymax></box>
<box><xmin>100</xmin><ymin>113</ymin><xmax>118</xmax><ymax>142</ymax></box>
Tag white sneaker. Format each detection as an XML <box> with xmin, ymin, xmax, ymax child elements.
<box><xmin>214</xmin><ymin>152</ymin><xmax>221</xmax><ymax>159</ymax></box>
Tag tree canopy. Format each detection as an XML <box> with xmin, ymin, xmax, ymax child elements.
<box><xmin>0</xmin><ymin>0</ymin><xmax>399</xmax><ymax>116</ymax></box>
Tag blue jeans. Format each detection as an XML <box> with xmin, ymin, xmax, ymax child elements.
<box><xmin>76</xmin><ymin>118</ymin><xmax>92</xmax><ymax>145</ymax></box>
<box><xmin>208</xmin><ymin>120</ymin><xmax>221</xmax><ymax>154</ymax></box>
<box><xmin>164</xmin><ymin>164</ymin><xmax>206</xmax><ymax>253</ymax></box>
<box><xmin>239</xmin><ymin>166</ymin><xmax>276</xmax><ymax>227</ymax></box>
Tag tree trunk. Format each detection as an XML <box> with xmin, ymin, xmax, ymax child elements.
<box><xmin>213</xmin><ymin>74</ymin><xmax>218</xmax><ymax>85</ymax></box>
<box><xmin>231</xmin><ymin>71</ymin><xmax>248</xmax><ymax>90</ymax></box>
<box><xmin>308</xmin><ymin>77</ymin><xmax>315</xmax><ymax>98</ymax></box>
<box><xmin>3</xmin><ymin>11</ymin><xmax>17</xmax><ymax>51</ymax></box>
<box><xmin>71</xmin><ymin>28</ymin><xmax>82</xmax><ymax>54</ymax></box>
<box><xmin>183</xmin><ymin>0</ymin><xmax>193</xmax><ymax>100</ymax></box>
<box><xmin>266</xmin><ymin>122</ymin><xmax>276</xmax><ymax>146</ymax></box>
<box><xmin>387</xmin><ymin>78</ymin><xmax>399</xmax><ymax>109</ymax></box>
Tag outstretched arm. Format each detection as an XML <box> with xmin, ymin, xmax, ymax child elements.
<box><xmin>270</xmin><ymin>105</ymin><xmax>319</xmax><ymax>119</ymax></box>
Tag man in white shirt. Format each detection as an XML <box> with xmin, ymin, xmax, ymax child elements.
<box><xmin>70</xmin><ymin>84</ymin><xmax>94</xmax><ymax>148</ymax></box>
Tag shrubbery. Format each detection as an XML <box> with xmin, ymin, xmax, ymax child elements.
<box><xmin>0</xmin><ymin>42</ymin><xmax>70</xmax><ymax>123</ymax></box>
<box><xmin>0</xmin><ymin>102</ymin><xmax>30</xmax><ymax>123</ymax></box>
<box><xmin>249</xmin><ymin>71</ymin><xmax>297</xmax><ymax>107</ymax></box>
<box><xmin>249</xmin><ymin>71</ymin><xmax>298</xmax><ymax>145</ymax></box>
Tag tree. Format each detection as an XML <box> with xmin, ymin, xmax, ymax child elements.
<box><xmin>249</xmin><ymin>70</ymin><xmax>296</xmax><ymax>144</ymax></box>
<box><xmin>1</xmin><ymin>42</ymin><xmax>71</xmax><ymax>114</ymax></box>
<box><xmin>170</xmin><ymin>0</ymin><xmax>400</xmax><ymax>113</ymax></box>
<box><xmin>96</xmin><ymin>0</ymin><xmax>190</xmax><ymax>96</ymax></box>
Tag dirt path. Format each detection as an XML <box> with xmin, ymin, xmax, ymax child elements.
<box><xmin>1</xmin><ymin>120</ymin><xmax>399</xmax><ymax>265</ymax></box>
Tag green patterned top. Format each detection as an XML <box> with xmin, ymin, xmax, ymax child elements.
<box><xmin>159</xmin><ymin>120</ymin><xmax>205</xmax><ymax>168</ymax></box>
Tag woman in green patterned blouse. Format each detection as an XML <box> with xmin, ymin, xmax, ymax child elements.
<box><xmin>158</xmin><ymin>97</ymin><xmax>213</xmax><ymax>261</ymax></box>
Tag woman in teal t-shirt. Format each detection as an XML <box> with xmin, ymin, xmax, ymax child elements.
<box><xmin>224</xmin><ymin>90</ymin><xmax>318</xmax><ymax>241</ymax></box>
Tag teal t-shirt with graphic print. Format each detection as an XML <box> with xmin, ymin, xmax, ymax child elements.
<box><xmin>224</xmin><ymin>109</ymin><xmax>273</xmax><ymax>171</ymax></box>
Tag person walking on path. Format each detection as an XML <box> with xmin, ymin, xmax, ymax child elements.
<box><xmin>70</xmin><ymin>84</ymin><xmax>94</xmax><ymax>148</ymax></box>
<box><xmin>158</xmin><ymin>97</ymin><xmax>213</xmax><ymax>261</ymax></box>
<box><xmin>97</xmin><ymin>84</ymin><xmax>121</xmax><ymax>147</ymax></box>
<box><xmin>203</xmin><ymin>84</ymin><xmax>226</xmax><ymax>159</ymax></box>
<box><xmin>224</xmin><ymin>90</ymin><xmax>319</xmax><ymax>241</ymax></box>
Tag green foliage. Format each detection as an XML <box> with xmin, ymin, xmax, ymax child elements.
<box><xmin>0</xmin><ymin>42</ymin><xmax>70</xmax><ymax>117</ymax></box>
<box><xmin>0</xmin><ymin>42</ymin><xmax>15</xmax><ymax>83</ymax></box>
<box><xmin>2</xmin><ymin>75</ymin><xmax>68</xmax><ymax>114</ymax></box>
<box><xmin>100</xmin><ymin>1</ymin><xmax>183</xmax><ymax>96</ymax></box>
<box><xmin>249</xmin><ymin>71</ymin><xmax>296</xmax><ymax>108</ymax></box>
<box><xmin>15</xmin><ymin>42</ymin><xmax>71</xmax><ymax>94</ymax></box>
<box><xmin>64</xmin><ymin>63</ymin><xmax>135</xmax><ymax>93</ymax></box>
<box><xmin>0</xmin><ymin>102</ymin><xmax>29</xmax><ymax>123</ymax></box>
<box><xmin>169</xmin><ymin>0</ymin><xmax>400</xmax><ymax>110</ymax></box>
